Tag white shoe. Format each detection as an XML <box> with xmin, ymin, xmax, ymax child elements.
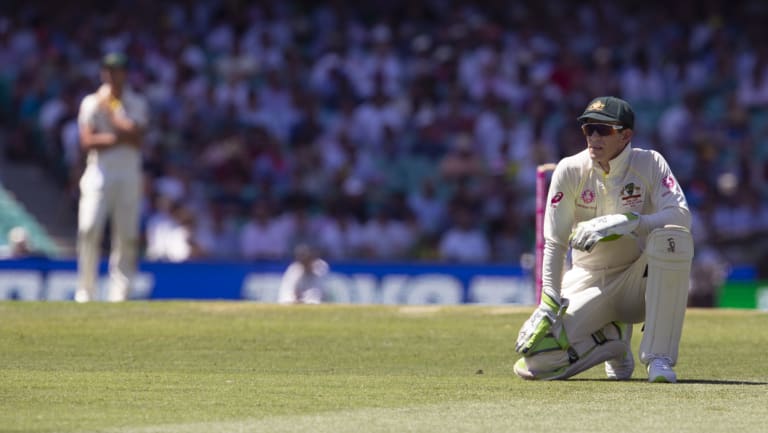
<box><xmin>108</xmin><ymin>286</ymin><xmax>129</xmax><ymax>302</ymax></box>
<box><xmin>605</xmin><ymin>349</ymin><xmax>635</xmax><ymax>380</ymax></box>
<box><xmin>605</xmin><ymin>322</ymin><xmax>634</xmax><ymax>380</ymax></box>
<box><xmin>647</xmin><ymin>357</ymin><xmax>677</xmax><ymax>383</ymax></box>
<box><xmin>74</xmin><ymin>288</ymin><xmax>93</xmax><ymax>303</ymax></box>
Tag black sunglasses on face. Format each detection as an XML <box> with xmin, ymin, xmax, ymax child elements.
<box><xmin>581</xmin><ymin>123</ymin><xmax>624</xmax><ymax>137</ymax></box>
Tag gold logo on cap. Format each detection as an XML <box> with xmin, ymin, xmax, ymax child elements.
<box><xmin>588</xmin><ymin>100</ymin><xmax>605</xmax><ymax>111</ymax></box>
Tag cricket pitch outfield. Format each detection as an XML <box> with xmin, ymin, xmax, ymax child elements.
<box><xmin>1</xmin><ymin>302</ymin><xmax>766</xmax><ymax>433</ymax></box>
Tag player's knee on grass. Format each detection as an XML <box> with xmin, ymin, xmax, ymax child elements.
<box><xmin>514</xmin><ymin>322</ymin><xmax>628</xmax><ymax>380</ymax></box>
<box><xmin>514</xmin><ymin>350</ymin><xmax>570</xmax><ymax>380</ymax></box>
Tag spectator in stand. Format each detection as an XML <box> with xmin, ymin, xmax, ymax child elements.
<box><xmin>240</xmin><ymin>199</ymin><xmax>290</xmax><ymax>260</ymax></box>
<box><xmin>620</xmin><ymin>49</ymin><xmax>666</xmax><ymax>105</ymax></box>
<box><xmin>0</xmin><ymin>226</ymin><xmax>41</xmax><ymax>259</ymax></box>
<box><xmin>438</xmin><ymin>205</ymin><xmax>490</xmax><ymax>263</ymax></box>
<box><xmin>736</xmin><ymin>46</ymin><xmax>768</xmax><ymax>110</ymax></box>
<box><xmin>2</xmin><ymin>1</ymin><xmax>768</xmax><ymax>272</ymax></box>
<box><xmin>439</xmin><ymin>134</ymin><xmax>485</xmax><ymax>182</ymax></box>
<box><xmin>281</xmin><ymin>198</ymin><xmax>320</xmax><ymax>254</ymax></box>
<box><xmin>474</xmin><ymin>95</ymin><xmax>507</xmax><ymax>164</ymax></box>
<box><xmin>195</xmin><ymin>200</ymin><xmax>240</xmax><ymax>260</ymax></box>
<box><xmin>144</xmin><ymin>194</ymin><xmax>175</xmax><ymax>260</ymax></box>
<box><xmin>584</xmin><ymin>47</ymin><xmax>621</xmax><ymax>99</ymax></box>
<box><xmin>487</xmin><ymin>200</ymin><xmax>527</xmax><ymax>264</ymax></box>
<box><xmin>349</xmin><ymin>88</ymin><xmax>405</xmax><ymax>152</ymax></box>
<box><xmin>316</xmin><ymin>205</ymin><xmax>366</xmax><ymax>261</ymax></box>
<box><xmin>145</xmin><ymin>198</ymin><xmax>204</xmax><ymax>262</ymax></box>
<box><xmin>359</xmin><ymin>205</ymin><xmax>417</xmax><ymax>260</ymax></box>
<box><xmin>407</xmin><ymin>178</ymin><xmax>447</xmax><ymax>236</ymax></box>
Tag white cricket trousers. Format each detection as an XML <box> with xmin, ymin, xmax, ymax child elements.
<box><xmin>560</xmin><ymin>259</ymin><xmax>648</xmax><ymax>355</ymax></box>
<box><xmin>554</xmin><ymin>250</ymin><xmax>687</xmax><ymax>365</ymax></box>
<box><xmin>77</xmin><ymin>170</ymin><xmax>141</xmax><ymax>301</ymax></box>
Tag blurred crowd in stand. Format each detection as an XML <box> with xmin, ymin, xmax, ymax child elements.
<box><xmin>1</xmin><ymin>1</ymin><xmax>768</xmax><ymax>301</ymax></box>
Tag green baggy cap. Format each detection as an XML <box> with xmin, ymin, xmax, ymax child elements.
<box><xmin>577</xmin><ymin>96</ymin><xmax>634</xmax><ymax>129</ymax></box>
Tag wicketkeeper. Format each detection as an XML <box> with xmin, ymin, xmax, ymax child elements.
<box><xmin>514</xmin><ymin>96</ymin><xmax>693</xmax><ymax>383</ymax></box>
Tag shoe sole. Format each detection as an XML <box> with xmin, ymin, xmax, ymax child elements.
<box><xmin>607</xmin><ymin>373</ymin><xmax>633</xmax><ymax>380</ymax></box>
<box><xmin>605</xmin><ymin>351</ymin><xmax>634</xmax><ymax>380</ymax></box>
<box><xmin>649</xmin><ymin>375</ymin><xmax>676</xmax><ymax>383</ymax></box>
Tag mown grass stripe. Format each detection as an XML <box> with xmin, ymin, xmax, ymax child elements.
<box><xmin>0</xmin><ymin>303</ymin><xmax>766</xmax><ymax>433</ymax></box>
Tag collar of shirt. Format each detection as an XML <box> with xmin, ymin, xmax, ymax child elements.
<box><xmin>590</xmin><ymin>142</ymin><xmax>633</xmax><ymax>176</ymax></box>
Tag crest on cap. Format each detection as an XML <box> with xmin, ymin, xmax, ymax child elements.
<box><xmin>102</xmin><ymin>52</ymin><xmax>127</xmax><ymax>68</ymax></box>
<box><xmin>587</xmin><ymin>100</ymin><xmax>605</xmax><ymax>112</ymax></box>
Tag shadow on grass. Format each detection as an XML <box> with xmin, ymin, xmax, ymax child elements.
<box><xmin>676</xmin><ymin>379</ymin><xmax>768</xmax><ymax>385</ymax></box>
<box><xmin>568</xmin><ymin>378</ymin><xmax>768</xmax><ymax>385</ymax></box>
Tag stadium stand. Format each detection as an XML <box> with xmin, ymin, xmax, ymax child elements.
<box><xmin>0</xmin><ymin>183</ymin><xmax>60</xmax><ymax>257</ymax></box>
<box><xmin>0</xmin><ymin>0</ymin><xmax>767</xmax><ymax>279</ymax></box>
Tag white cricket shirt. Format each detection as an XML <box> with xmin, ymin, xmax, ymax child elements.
<box><xmin>78</xmin><ymin>84</ymin><xmax>148</xmax><ymax>177</ymax></box>
<box><xmin>542</xmin><ymin>144</ymin><xmax>691</xmax><ymax>294</ymax></box>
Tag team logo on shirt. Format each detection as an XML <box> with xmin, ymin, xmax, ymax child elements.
<box><xmin>662</xmin><ymin>176</ymin><xmax>676</xmax><ymax>189</ymax></box>
<box><xmin>661</xmin><ymin>175</ymin><xmax>677</xmax><ymax>197</ymax></box>
<box><xmin>621</xmin><ymin>183</ymin><xmax>641</xmax><ymax>199</ymax></box>
<box><xmin>621</xmin><ymin>182</ymin><xmax>643</xmax><ymax>207</ymax></box>
<box><xmin>576</xmin><ymin>189</ymin><xmax>596</xmax><ymax>210</ymax></box>
<box><xmin>550</xmin><ymin>192</ymin><xmax>564</xmax><ymax>206</ymax></box>
<box><xmin>623</xmin><ymin>183</ymin><xmax>636</xmax><ymax>196</ymax></box>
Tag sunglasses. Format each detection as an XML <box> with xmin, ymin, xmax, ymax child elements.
<box><xmin>581</xmin><ymin>123</ymin><xmax>624</xmax><ymax>137</ymax></box>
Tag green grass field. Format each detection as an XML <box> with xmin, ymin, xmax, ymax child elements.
<box><xmin>1</xmin><ymin>302</ymin><xmax>767</xmax><ymax>433</ymax></box>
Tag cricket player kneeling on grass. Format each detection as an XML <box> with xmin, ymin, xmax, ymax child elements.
<box><xmin>515</xmin><ymin>96</ymin><xmax>695</xmax><ymax>383</ymax></box>
<box><xmin>514</xmin><ymin>224</ymin><xmax>693</xmax><ymax>382</ymax></box>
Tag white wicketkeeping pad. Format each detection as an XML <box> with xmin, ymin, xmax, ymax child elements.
<box><xmin>640</xmin><ymin>225</ymin><xmax>694</xmax><ymax>365</ymax></box>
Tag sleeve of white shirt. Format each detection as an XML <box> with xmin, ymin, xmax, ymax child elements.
<box><xmin>278</xmin><ymin>262</ymin><xmax>303</xmax><ymax>303</ymax></box>
<box><xmin>636</xmin><ymin>150</ymin><xmax>691</xmax><ymax>235</ymax></box>
<box><xmin>77</xmin><ymin>94</ymin><xmax>99</xmax><ymax>129</ymax></box>
<box><xmin>541</xmin><ymin>161</ymin><xmax>576</xmax><ymax>299</ymax></box>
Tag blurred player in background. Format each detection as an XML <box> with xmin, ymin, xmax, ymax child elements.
<box><xmin>278</xmin><ymin>244</ymin><xmax>329</xmax><ymax>304</ymax></box>
<box><xmin>514</xmin><ymin>96</ymin><xmax>693</xmax><ymax>383</ymax></box>
<box><xmin>75</xmin><ymin>52</ymin><xmax>148</xmax><ymax>302</ymax></box>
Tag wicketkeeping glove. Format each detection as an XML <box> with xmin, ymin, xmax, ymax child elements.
<box><xmin>569</xmin><ymin>212</ymin><xmax>640</xmax><ymax>253</ymax></box>
<box><xmin>515</xmin><ymin>292</ymin><xmax>569</xmax><ymax>356</ymax></box>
